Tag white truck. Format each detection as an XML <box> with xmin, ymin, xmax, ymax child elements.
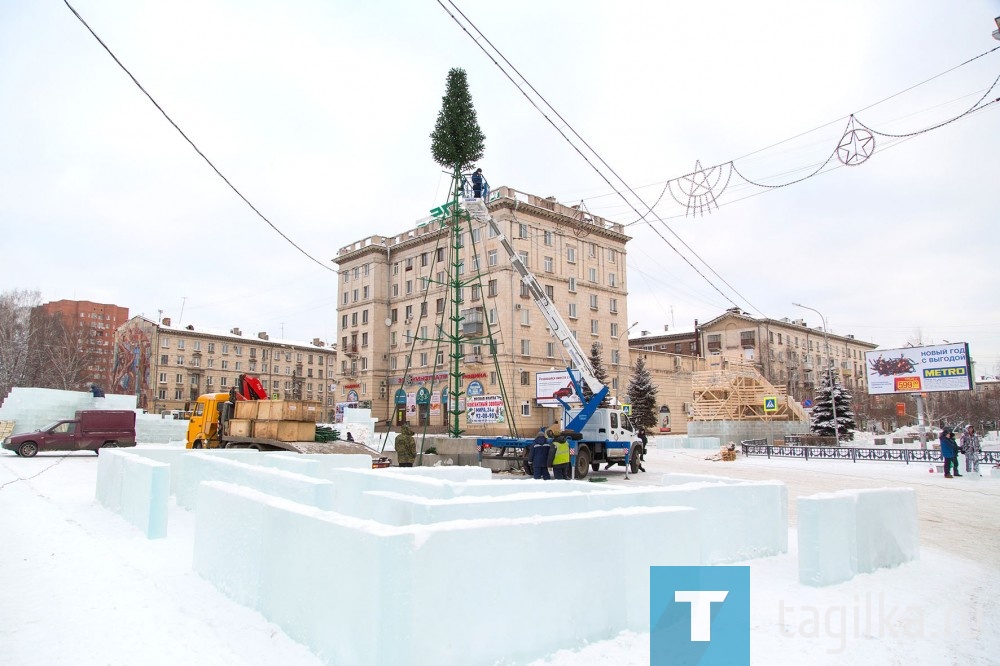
<box><xmin>465</xmin><ymin>186</ymin><xmax>642</xmax><ymax>478</ymax></box>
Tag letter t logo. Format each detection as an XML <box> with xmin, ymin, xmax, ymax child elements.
<box><xmin>674</xmin><ymin>590</ymin><xmax>729</xmax><ymax>641</ymax></box>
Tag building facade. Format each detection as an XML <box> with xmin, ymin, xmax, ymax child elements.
<box><xmin>37</xmin><ymin>299</ymin><xmax>130</xmax><ymax>389</ymax></box>
<box><xmin>333</xmin><ymin>186</ymin><xmax>631</xmax><ymax>435</ymax></box>
<box><xmin>692</xmin><ymin>309</ymin><xmax>879</xmax><ymax>400</ymax></box>
<box><xmin>111</xmin><ymin>316</ymin><xmax>337</xmax><ymax>419</ymax></box>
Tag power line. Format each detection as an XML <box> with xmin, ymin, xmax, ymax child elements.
<box><xmin>61</xmin><ymin>0</ymin><xmax>337</xmax><ymax>275</ymax></box>
<box><xmin>436</xmin><ymin>0</ymin><xmax>763</xmax><ymax>318</ymax></box>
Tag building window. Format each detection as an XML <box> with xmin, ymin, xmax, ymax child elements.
<box><xmin>707</xmin><ymin>334</ymin><xmax>722</xmax><ymax>352</ymax></box>
<box><xmin>488</xmin><ymin>279</ymin><xmax>498</xmax><ymax>297</ymax></box>
<box><xmin>608</xmin><ymin>273</ymin><xmax>617</xmax><ymax>287</ymax></box>
<box><xmin>161</xmin><ymin>354</ymin><xmax>169</xmax><ymax>365</ymax></box>
<box><xmin>544</xmin><ymin>230</ymin><xmax>553</xmax><ymax>246</ymax></box>
<box><xmin>520</xmin><ymin>371</ymin><xmax>530</xmax><ymax>386</ymax></box>
<box><xmin>608</xmin><ymin>248</ymin><xmax>617</xmax><ymax>263</ymax></box>
<box><xmin>568</xmin><ymin>303</ymin><xmax>577</xmax><ymax>319</ymax></box>
<box><xmin>545</xmin><ymin>285</ymin><xmax>555</xmax><ymax>301</ymax></box>
<box><xmin>609</xmin><ymin>298</ymin><xmax>618</xmax><ymax>314</ymax></box>
<box><xmin>610</xmin><ymin>323</ymin><xmax>619</xmax><ymax>338</ymax></box>
<box><xmin>568</xmin><ymin>277</ymin><xmax>576</xmax><ymax>293</ymax></box>
<box><xmin>544</xmin><ymin>256</ymin><xmax>554</xmax><ymax>272</ymax></box>
<box><xmin>520</xmin><ymin>309</ymin><xmax>530</xmax><ymax>326</ymax></box>
<box><xmin>518</xmin><ymin>251</ymin><xmax>529</xmax><ymax>268</ymax></box>
<box><xmin>741</xmin><ymin>331</ymin><xmax>756</xmax><ymax>348</ymax></box>
<box><xmin>589</xmin><ymin>294</ymin><xmax>598</xmax><ymax>310</ymax></box>
<box><xmin>591</xmin><ymin>320</ymin><xmax>599</xmax><ymax>335</ymax></box>
<box><xmin>221</xmin><ymin>360</ymin><xmax>229</xmax><ymax>370</ymax></box>
<box><xmin>567</xmin><ymin>247</ymin><xmax>576</xmax><ymax>264</ymax></box>
<box><xmin>177</xmin><ymin>339</ymin><xmax>185</xmax><ymax>350</ymax></box>
<box><xmin>518</xmin><ymin>223</ymin><xmax>528</xmax><ymax>239</ymax></box>
<box><xmin>158</xmin><ymin>372</ymin><xmax>167</xmax><ymax>384</ymax></box>
<box><xmin>588</xmin><ymin>268</ymin><xmax>597</xmax><ymax>283</ymax></box>
<box><xmin>546</xmin><ymin>342</ymin><xmax>555</xmax><ymax>358</ymax></box>
<box><xmin>161</xmin><ymin>337</ymin><xmax>169</xmax><ymax>349</ymax></box>
<box><xmin>488</xmin><ymin>250</ymin><xmax>498</xmax><ymax>266</ymax></box>
<box><xmin>521</xmin><ymin>339</ymin><xmax>530</xmax><ymax>355</ymax></box>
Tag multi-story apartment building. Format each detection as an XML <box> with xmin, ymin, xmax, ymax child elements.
<box><xmin>333</xmin><ymin>186</ymin><xmax>631</xmax><ymax>434</ymax></box>
<box><xmin>692</xmin><ymin>308</ymin><xmax>878</xmax><ymax>399</ymax></box>
<box><xmin>37</xmin><ymin>299</ymin><xmax>130</xmax><ymax>389</ymax></box>
<box><xmin>111</xmin><ymin>316</ymin><xmax>337</xmax><ymax>419</ymax></box>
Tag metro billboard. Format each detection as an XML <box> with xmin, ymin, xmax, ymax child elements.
<box><xmin>864</xmin><ymin>343</ymin><xmax>973</xmax><ymax>395</ymax></box>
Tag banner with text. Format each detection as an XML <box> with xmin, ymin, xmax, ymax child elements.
<box><xmin>466</xmin><ymin>395</ymin><xmax>506</xmax><ymax>424</ymax></box>
<box><xmin>865</xmin><ymin>343</ymin><xmax>972</xmax><ymax>394</ymax></box>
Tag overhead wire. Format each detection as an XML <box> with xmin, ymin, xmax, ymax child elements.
<box><xmin>61</xmin><ymin>0</ymin><xmax>338</xmax><ymax>275</ymax></box>
<box><xmin>435</xmin><ymin>0</ymin><xmax>762</xmax><ymax>318</ymax></box>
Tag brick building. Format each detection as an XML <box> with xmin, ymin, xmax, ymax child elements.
<box><xmin>37</xmin><ymin>299</ymin><xmax>129</xmax><ymax>389</ymax></box>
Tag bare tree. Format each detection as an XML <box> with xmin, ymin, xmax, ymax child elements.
<box><xmin>0</xmin><ymin>289</ymin><xmax>44</xmax><ymax>400</ymax></box>
<box><xmin>29</xmin><ymin>310</ymin><xmax>97</xmax><ymax>390</ymax></box>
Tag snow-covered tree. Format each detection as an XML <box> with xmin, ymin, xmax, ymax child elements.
<box><xmin>581</xmin><ymin>341</ymin><xmax>611</xmax><ymax>407</ymax></box>
<box><xmin>626</xmin><ymin>355</ymin><xmax>658</xmax><ymax>429</ymax></box>
<box><xmin>430</xmin><ymin>68</ymin><xmax>485</xmax><ymax>171</ymax></box>
<box><xmin>810</xmin><ymin>371</ymin><xmax>856</xmax><ymax>441</ymax></box>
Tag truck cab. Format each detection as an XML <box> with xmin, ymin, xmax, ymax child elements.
<box><xmin>186</xmin><ymin>393</ymin><xmax>230</xmax><ymax>449</ymax></box>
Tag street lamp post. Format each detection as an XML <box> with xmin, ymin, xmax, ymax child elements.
<box><xmin>792</xmin><ymin>303</ymin><xmax>840</xmax><ymax>446</ymax></box>
<box><xmin>615</xmin><ymin>321</ymin><xmax>640</xmax><ymax>405</ymax></box>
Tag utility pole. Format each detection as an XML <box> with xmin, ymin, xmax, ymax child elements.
<box><xmin>793</xmin><ymin>303</ymin><xmax>839</xmax><ymax>446</ymax></box>
<box><xmin>615</xmin><ymin>321</ymin><xmax>639</xmax><ymax>404</ymax></box>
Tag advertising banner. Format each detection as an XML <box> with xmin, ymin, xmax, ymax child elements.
<box><xmin>536</xmin><ymin>370</ymin><xmax>580</xmax><ymax>406</ymax></box>
<box><xmin>466</xmin><ymin>395</ymin><xmax>505</xmax><ymax>424</ymax></box>
<box><xmin>430</xmin><ymin>390</ymin><xmax>442</xmax><ymax>419</ymax></box>
<box><xmin>865</xmin><ymin>343</ymin><xmax>972</xmax><ymax>394</ymax></box>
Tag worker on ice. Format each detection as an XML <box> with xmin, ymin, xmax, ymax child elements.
<box><xmin>551</xmin><ymin>430</ymin><xmax>571</xmax><ymax>480</ymax></box>
<box><xmin>529</xmin><ymin>427</ymin><xmax>551</xmax><ymax>480</ymax></box>
<box><xmin>395</xmin><ymin>424</ymin><xmax>416</xmax><ymax>468</ymax></box>
<box><xmin>960</xmin><ymin>424</ymin><xmax>981</xmax><ymax>475</ymax></box>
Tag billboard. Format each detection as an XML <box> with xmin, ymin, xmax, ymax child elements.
<box><xmin>864</xmin><ymin>343</ymin><xmax>972</xmax><ymax>395</ymax></box>
<box><xmin>466</xmin><ymin>395</ymin><xmax>505</xmax><ymax>424</ymax></box>
<box><xmin>536</xmin><ymin>370</ymin><xmax>580</xmax><ymax>406</ymax></box>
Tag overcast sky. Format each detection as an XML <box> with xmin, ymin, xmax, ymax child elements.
<box><xmin>3</xmin><ymin>1</ymin><xmax>999</xmax><ymax>373</ymax></box>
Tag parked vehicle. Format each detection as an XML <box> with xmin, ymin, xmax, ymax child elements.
<box><xmin>186</xmin><ymin>375</ymin><xmax>390</xmax><ymax>467</ymax></box>
<box><xmin>3</xmin><ymin>410</ymin><xmax>137</xmax><ymax>457</ymax></box>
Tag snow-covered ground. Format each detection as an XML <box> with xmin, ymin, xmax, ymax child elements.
<box><xmin>1</xmin><ymin>441</ymin><xmax>997</xmax><ymax>665</ymax></box>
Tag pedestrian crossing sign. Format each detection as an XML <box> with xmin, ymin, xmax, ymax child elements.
<box><xmin>763</xmin><ymin>397</ymin><xmax>777</xmax><ymax>413</ymax></box>
<box><xmin>622</xmin><ymin>403</ymin><xmax>632</xmax><ymax>415</ymax></box>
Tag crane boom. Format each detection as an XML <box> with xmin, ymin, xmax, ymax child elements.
<box><xmin>461</xmin><ymin>197</ymin><xmax>606</xmax><ymax>397</ymax></box>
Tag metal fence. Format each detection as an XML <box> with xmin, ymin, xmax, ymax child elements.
<box><xmin>740</xmin><ymin>439</ymin><xmax>1000</xmax><ymax>465</ymax></box>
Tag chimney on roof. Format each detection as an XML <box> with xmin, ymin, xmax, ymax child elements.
<box><xmin>641</xmin><ymin>330</ymin><xmax>650</xmax><ymax>337</ymax></box>
<box><xmin>161</xmin><ymin>317</ymin><xmax>171</xmax><ymax>326</ymax></box>
<box><xmin>231</xmin><ymin>327</ymin><xmax>242</xmax><ymax>336</ymax></box>
<box><xmin>664</xmin><ymin>325</ymin><xmax>669</xmax><ymax>332</ymax></box>
<box><xmin>312</xmin><ymin>337</ymin><xmax>324</xmax><ymax>347</ymax></box>
<box><xmin>257</xmin><ymin>332</ymin><xmax>269</xmax><ymax>340</ymax></box>
<box><xmin>185</xmin><ymin>324</ymin><xmax>194</xmax><ymax>331</ymax></box>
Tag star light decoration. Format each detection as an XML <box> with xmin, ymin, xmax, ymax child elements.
<box><xmin>836</xmin><ymin>115</ymin><xmax>876</xmax><ymax>166</ymax></box>
<box><xmin>668</xmin><ymin>160</ymin><xmax>733</xmax><ymax>217</ymax></box>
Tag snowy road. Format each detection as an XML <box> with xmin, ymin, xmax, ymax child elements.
<box><xmin>2</xmin><ymin>447</ymin><xmax>997</xmax><ymax>665</ymax></box>
<box><xmin>603</xmin><ymin>445</ymin><xmax>1000</xmax><ymax>568</ymax></box>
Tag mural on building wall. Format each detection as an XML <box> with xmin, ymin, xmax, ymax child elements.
<box><xmin>111</xmin><ymin>320</ymin><xmax>153</xmax><ymax>410</ymax></box>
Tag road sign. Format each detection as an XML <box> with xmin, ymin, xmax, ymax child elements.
<box><xmin>763</xmin><ymin>397</ymin><xmax>778</xmax><ymax>413</ymax></box>
<box><xmin>621</xmin><ymin>403</ymin><xmax>632</xmax><ymax>415</ymax></box>
<box><xmin>802</xmin><ymin>399</ymin><xmax>813</xmax><ymax>408</ymax></box>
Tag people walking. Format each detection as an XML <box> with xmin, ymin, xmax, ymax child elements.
<box><xmin>960</xmin><ymin>424</ymin><xmax>982</xmax><ymax>475</ymax></box>
<box><xmin>395</xmin><ymin>424</ymin><xmax>416</xmax><ymax>467</ymax></box>
<box><xmin>939</xmin><ymin>427</ymin><xmax>960</xmax><ymax>478</ymax></box>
